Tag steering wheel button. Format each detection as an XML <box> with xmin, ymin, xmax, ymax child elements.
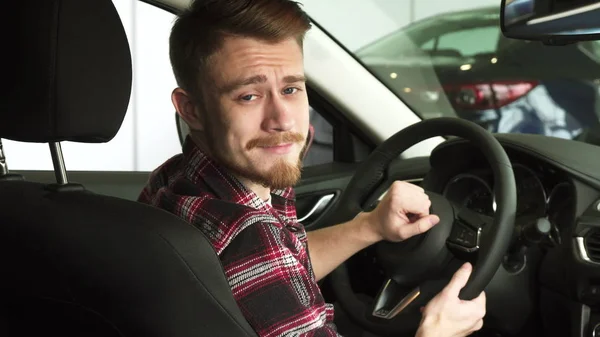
<box><xmin>448</xmin><ymin>224</ymin><xmax>479</xmax><ymax>251</ymax></box>
<box><xmin>374</xmin><ymin>309</ymin><xmax>389</xmax><ymax>316</ymax></box>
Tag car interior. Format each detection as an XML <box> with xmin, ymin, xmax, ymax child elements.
<box><xmin>4</xmin><ymin>0</ymin><xmax>600</xmax><ymax>337</ymax></box>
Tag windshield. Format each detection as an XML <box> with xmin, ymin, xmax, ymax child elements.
<box><xmin>301</xmin><ymin>0</ymin><xmax>600</xmax><ymax>145</ymax></box>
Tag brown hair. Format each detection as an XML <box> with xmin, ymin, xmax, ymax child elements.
<box><xmin>169</xmin><ymin>0</ymin><xmax>312</xmax><ymax>100</ymax></box>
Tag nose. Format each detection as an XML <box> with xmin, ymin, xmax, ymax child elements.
<box><xmin>263</xmin><ymin>95</ymin><xmax>295</xmax><ymax>132</ymax></box>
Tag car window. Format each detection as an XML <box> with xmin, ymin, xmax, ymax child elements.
<box><xmin>423</xmin><ymin>26</ymin><xmax>500</xmax><ymax>57</ymax></box>
<box><xmin>300</xmin><ymin>0</ymin><xmax>600</xmax><ymax>146</ymax></box>
<box><xmin>303</xmin><ymin>108</ymin><xmax>334</xmax><ymax>166</ymax></box>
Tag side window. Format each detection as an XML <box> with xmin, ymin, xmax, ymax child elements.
<box><xmin>423</xmin><ymin>26</ymin><xmax>500</xmax><ymax>57</ymax></box>
<box><xmin>421</xmin><ymin>39</ymin><xmax>435</xmax><ymax>50</ymax></box>
<box><xmin>303</xmin><ymin>108</ymin><xmax>333</xmax><ymax>167</ymax></box>
<box><xmin>437</xmin><ymin>26</ymin><xmax>499</xmax><ymax>56</ymax></box>
<box><xmin>303</xmin><ymin>90</ymin><xmax>372</xmax><ymax>167</ymax></box>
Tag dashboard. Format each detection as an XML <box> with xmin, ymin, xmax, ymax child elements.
<box><xmin>441</xmin><ymin>162</ymin><xmax>573</xmax><ymax>244</ymax></box>
<box><xmin>343</xmin><ymin>133</ymin><xmax>600</xmax><ymax>336</ymax></box>
<box><xmin>422</xmin><ymin>133</ymin><xmax>600</xmax><ymax>336</ymax></box>
<box><xmin>425</xmin><ymin>134</ymin><xmax>593</xmax><ymax>238</ymax></box>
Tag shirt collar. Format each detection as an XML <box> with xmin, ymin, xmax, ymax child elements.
<box><xmin>181</xmin><ymin>136</ymin><xmax>295</xmax><ymax>208</ymax></box>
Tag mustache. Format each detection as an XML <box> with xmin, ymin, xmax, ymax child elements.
<box><xmin>246</xmin><ymin>132</ymin><xmax>305</xmax><ymax>150</ymax></box>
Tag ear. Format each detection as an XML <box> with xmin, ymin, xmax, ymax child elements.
<box><xmin>172</xmin><ymin>88</ymin><xmax>204</xmax><ymax>131</ymax></box>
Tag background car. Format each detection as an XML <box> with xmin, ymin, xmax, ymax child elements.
<box><xmin>355</xmin><ymin>6</ymin><xmax>600</xmax><ymax>141</ymax></box>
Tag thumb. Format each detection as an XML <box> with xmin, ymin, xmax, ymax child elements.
<box><xmin>405</xmin><ymin>214</ymin><xmax>439</xmax><ymax>237</ymax></box>
<box><xmin>444</xmin><ymin>262</ymin><xmax>473</xmax><ymax>297</ymax></box>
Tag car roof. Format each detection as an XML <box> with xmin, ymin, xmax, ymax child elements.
<box><xmin>149</xmin><ymin>1</ymin><xmax>499</xmax><ymax>20</ymax></box>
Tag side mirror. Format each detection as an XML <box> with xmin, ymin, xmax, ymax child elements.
<box><xmin>501</xmin><ymin>0</ymin><xmax>600</xmax><ymax>45</ymax></box>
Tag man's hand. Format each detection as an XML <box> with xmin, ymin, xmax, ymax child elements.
<box><xmin>306</xmin><ymin>181</ymin><xmax>440</xmax><ymax>281</ymax></box>
<box><xmin>362</xmin><ymin>181</ymin><xmax>440</xmax><ymax>243</ymax></box>
<box><xmin>416</xmin><ymin>263</ymin><xmax>486</xmax><ymax>337</ymax></box>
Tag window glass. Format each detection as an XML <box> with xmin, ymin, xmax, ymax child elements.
<box><xmin>433</xmin><ymin>26</ymin><xmax>500</xmax><ymax>56</ymax></box>
<box><xmin>303</xmin><ymin>108</ymin><xmax>334</xmax><ymax>167</ymax></box>
<box><xmin>300</xmin><ymin>0</ymin><xmax>600</xmax><ymax>145</ymax></box>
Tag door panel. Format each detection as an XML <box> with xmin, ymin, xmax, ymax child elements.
<box><xmin>297</xmin><ymin>193</ymin><xmax>335</xmax><ymax>223</ymax></box>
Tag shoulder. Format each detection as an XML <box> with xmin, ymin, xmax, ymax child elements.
<box><xmin>156</xmin><ymin>188</ymin><xmax>284</xmax><ymax>256</ymax></box>
<box><xmin>138</xmin><ymin>153</ymin><xmax>186</xmax><ymax>203</ymax></box>
<box><xmin>191</xmin><ymin>198</ymin><xmax>284</xmax><ymax>255</ymax></box>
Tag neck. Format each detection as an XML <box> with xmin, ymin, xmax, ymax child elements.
<box><xmin>235</xmin><ymin>176</ymin><xmax>271</xmax><ymax>201</ymax></box>
<box><xmin>190</xmin><ymin>133</ymin><xmax>213</xmax><ymax>157</ymax></box>
<box><xmin>190</xmin><ymin>134</ymin><xmax>271</xmax><ymax>201</ymax></box>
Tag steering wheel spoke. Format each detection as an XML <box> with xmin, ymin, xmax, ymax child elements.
<box><xmin>372</xmin><ymin>279</ymin><xmax>421</xmax><ymax>319</ymax></box>
<box><xmin>372</xmin><ymin>259</ymin><xmax>465</xmax><ymax>320</ymax></box>
<box><xmin>456</xmin><ymin>206</ymin><xmax>493</xmax><ymax>230</ymax></box>
<box><xmin>446</xmin><ymin>206</ymin><xmax>494</xmax><ymax>253</ymax></box>
<box><xmin>447</xmin><ymin>221</ymin><xmax>482</xmax><ymax>252</ymax></box>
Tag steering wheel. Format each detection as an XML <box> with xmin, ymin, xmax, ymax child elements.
<box><xmin>322</xmin><ymin>117</ymin><xmax>516</xmax><ymax>336</ymax></box>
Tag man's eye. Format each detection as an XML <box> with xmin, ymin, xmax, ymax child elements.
<box><xmin>283</xmin><ymin>87</ymin><xmax>298</xmax><ymax>95</ymax></box>
<box><xmin>240</xmin><ymin>94</ymin><xmax>257</xmax><ymax>101</ymax></box>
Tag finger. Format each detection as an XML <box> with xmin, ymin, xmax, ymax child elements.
<box><xmin>472</xmin><ymin>290</ymin><xmax>486</xmax><ymax>308</ymax></box>
<box><xmin>391</xmin><ymin>180</ymin><xmax>423</xmax><ymax>193</ymax></box>
<box><xmin>400</xmin><ymin>214</ymin><xmax>439</xmax><ymax>238</ymax></box>
<box><xmin>389</xmin><ymin>181</ymin><xmax>427</xmax><ymax>200</ymax></box>
<box><xmin>400</xmin><ymin>195</ymin><xmax>431</xmax><ymax>217</ymax></box>
<box><xmin>444</xmin><ymin>262</ymin><xmax>472</xmax><ymax>297</ymax></box>
<box><xmin>470</xmin><ymin>291</ymin><xmax>487</xmax><ymax>318</ymax></box>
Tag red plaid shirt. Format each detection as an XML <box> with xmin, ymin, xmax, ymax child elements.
<box><xmin>138</xmin><ymin>137</ymin><xmax>339</xmax><ymax>337</ymax></box>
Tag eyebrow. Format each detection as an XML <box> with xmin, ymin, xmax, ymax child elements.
<box><xmin>220</xmin><ymin>74</ymin><xmax>307</xmax><ymax>94</ymax></box>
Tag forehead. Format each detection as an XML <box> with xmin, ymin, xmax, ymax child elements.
<box><xmin>211</xmin><ymin>36</ymin><xmax>304</xmax><ymax>79</ymax></box>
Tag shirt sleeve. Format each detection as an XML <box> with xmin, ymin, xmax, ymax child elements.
<box><xmin>219</xmin><ymin>221</ymin><xmax>340</xmax><ymax>337</ymax></box>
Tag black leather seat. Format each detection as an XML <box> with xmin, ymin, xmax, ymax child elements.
<box><xmin>0</xmin><ymin>1</ymin><xmax>258</xmax><ymax>336</ymax></box>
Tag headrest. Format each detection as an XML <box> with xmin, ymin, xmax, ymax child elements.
<box><xmin>1</xmin><ymin>0</ymin><xmax>132</xmax><ymax>143</ymax></box>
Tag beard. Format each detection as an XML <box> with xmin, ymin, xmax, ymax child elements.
<box><xmin>224</xmin><ymin>156</ymin><xmax>302</xmax><ymax>190</ymax></box>
<box><xmin>212</xmin><ymin>131</ymin><xmax>305</xmax><ymax>190</ymax></box>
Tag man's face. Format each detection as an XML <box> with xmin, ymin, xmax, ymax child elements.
<box><xmin>200</xmin><ymin>36</ymin><xmax>309</xmax><ymax>190</ymax></box>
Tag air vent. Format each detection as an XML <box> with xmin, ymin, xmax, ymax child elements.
<box><xmin>585</xmin><ymin>230</ymin><xmax>600</xmax><ymax>262</ymax></box>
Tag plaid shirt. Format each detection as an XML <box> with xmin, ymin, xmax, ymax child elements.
<box><xmin>138</xmin><ymin>137</ymin><xmax>339</xmax><ymax>337</ymax></box>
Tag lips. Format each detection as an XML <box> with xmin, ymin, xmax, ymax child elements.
<box><xmin>259</xmin><ymin>143</ymin><xmax>294</xmax><ymax>154</ymax></box>
<box><xmin>246</xmin><ymin>132</ymin><xmax>305</xmax><ymax>151</ymax></box>
<box><xmin>261</xmin><ymin>143</ymin><xmax>292</xmax><ymax>148</ymax></box>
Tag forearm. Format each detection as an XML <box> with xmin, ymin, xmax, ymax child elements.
<box><xmin>306</xmin><ymin>213</ymin><xmax>381</xmax><ymax>281</ymax></box>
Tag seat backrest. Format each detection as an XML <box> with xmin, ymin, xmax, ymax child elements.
<box><xmin>0</xmin><ymin>1</ymin><xmax>258</xmax><ymax>336</ymax></box>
